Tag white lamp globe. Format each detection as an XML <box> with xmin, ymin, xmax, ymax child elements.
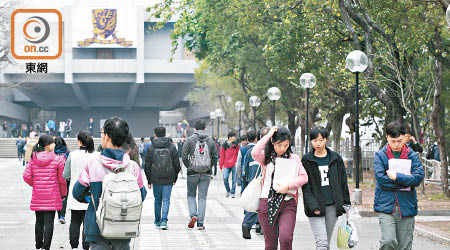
<box><xmin>249</xmin><ymin>96</ymin><xmax>261</xmax><ymax>107</ymax></box>
<box><xmin>345</xmin><ymin>50</ymin><xmax>368</xmax><ymax>73</ymax></box>
<box><xmin>210</xmin><ymin>111</ymin><xmax>217</xmax><ymax>119</ymax></box>
<box><xmin>299</xmin><ymin>73</ymin><xmax>317</xmax><ymax>88</ymax></box>
<box><xmin>235</xmin><ymin>101</ymin><xmax>245</xmax><ymax>112</ymax></box>
<box><xmin>447</xmin><ymin>5</ymin><xmax>450</xmax><ymax>26</ymax></box>
<box><xmin>267</xmin><ymin>87</ymin><xmax>281</xmax><ymax>101</ymax></box>
<box><xmin>215</xmin><ymin>108</ymin><xmax>224</xmax><ymax>117</ymax></box>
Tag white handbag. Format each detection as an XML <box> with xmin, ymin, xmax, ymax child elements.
<box><xmin>239</xmin><ymin>165</ymin><xmax>262</xmax><ymax>213</ymax></box>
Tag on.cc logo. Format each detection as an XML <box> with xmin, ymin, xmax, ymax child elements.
<box><xmin>11</xmin><ymin>9</ymin><xmax>62</xmax><ymax>60</ymax></box>
<box><xmin>23</xmin><ymin>16</ymin><xmax>50</xmax><ymax>44</ymax></box>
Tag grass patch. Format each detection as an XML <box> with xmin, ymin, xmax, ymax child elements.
<box><xmin>428</xmin><ymin>192</ymin><xmax>450</xmax><ymax>201</ymax></box>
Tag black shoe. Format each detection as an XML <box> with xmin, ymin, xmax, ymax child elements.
<box><xmin>255</xmin><ymin>224</ymin><xmax>264</xmax><ymax>235</ymax></box>
<box><xmin>242</xmin><ymin>225</ymin><xmax>251</xmax><ymax>239</ymax></box>
<box><xmin>197</xmin><ymin>223</ymin><xmax>205</xmax><ymax>230</ymax></box>
<box><xmin>255</xmin><ymin>224</ymin><xmax>261</xmax><ymax>234</ymax></box>
<box><xmin>255</xmin><ymin>224</ymin><xmax>261</xmax><ymax>233</ymax></box>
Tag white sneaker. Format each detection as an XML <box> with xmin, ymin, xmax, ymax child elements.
<box><xmin>226</xmin><ymin>192</ymin><xmax>230</xmax><ymax>198</ymax></box>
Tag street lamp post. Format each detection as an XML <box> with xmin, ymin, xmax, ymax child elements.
<box><xmin>249</xmin><ymin>96</ymin><xmax>261</xmax><ymax>132</ymax></box>
<box><xmin>267</xmin><ymin>87</ymin><xmax>281</xmax><ymax>126</ymax></box>
<box><xmin>300</xmin><ymin>73</ymin><xmax>316</xmax><ymax>154</ymax></box>
<box><xmin>215</xmin><ymin>108</ymin><xmax>224</xmax><ymax>139</ymax></box>
<box><xmin>210</xmin><ymin>111</ymin><xmax>217</xmax><ymax>138</ymax></box>
<box><xmin>346</xmin><ymin>50</ymin><xmax>368</xmax><ymax>205</ymax></box>
<box><xmin>235</xmin><ymin>101</ymin><xmax>245</xmax><ymax>137</ymax></box>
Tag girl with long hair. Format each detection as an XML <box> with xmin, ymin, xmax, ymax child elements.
<box><xmin>23</xmin><ymin>135</ymin><xmax>67</xmax><ymax>250</ymax></box>
<box><xmin>63</xmin><ymin>131</ymin><xmax>96</xmax><ymax>250</ymax></box>
<box><xmin>251</xmin><ymin>126</ymin><xmax>308</xmax><ymax>250</ymax></box>
<box><xmin>122</xmin><ymin>132</ymin><xmax>141</xmax><ymax>166</ymax></box>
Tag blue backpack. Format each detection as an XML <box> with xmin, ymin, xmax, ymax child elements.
<box><xmin>239</xmin><ymin>146</ymin><xmax>249</xmax><ymax>177</ymax></box>
<box><xmin>243</xmin><ymin>145</ymin><xmax>260</xmax><ymax>183</ymax></box>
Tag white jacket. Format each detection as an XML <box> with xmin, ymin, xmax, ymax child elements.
<box><xmin>64</xmin><ymin>150</ymin><xmax>98</xmax><ymax>210</ymax></box>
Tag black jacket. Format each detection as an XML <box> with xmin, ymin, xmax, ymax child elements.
<box><xmin>181</xmin><ymin>130</ymin><xmax>218</xmax><ymax>175</ymax></box>
<box><xmin>301</xmin><ymin>148</ymin><xmax>350</xmax><ymax>217</ymax></box>
<box><xmin>407</xmin><ymin>142</ymin><xmax>423</xmax><ymax>153</ymax></box>
<box><xmin>144</xmin><ymin>137</ymin><xmax>181</xmax><ymax>185</ymax></box>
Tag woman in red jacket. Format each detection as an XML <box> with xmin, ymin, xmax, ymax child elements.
<box><xmin>23</xmin><ymin>134</ymin><xmax>67</xmax><ymax>250</ymax></box>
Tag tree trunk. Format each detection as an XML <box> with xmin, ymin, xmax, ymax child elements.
<box><xmin>287</xmin><ymin>110</ymin><xmax>298</xmax><ymax>151</ymax></box>
<box><xmin>430</xmin><ymin>58</ymin><xmax>449</xmax><ymax>197</ymax></box>
<box><xmin>346</xmin><ymin>115</ymin><xmax>362</xmax><ymax>184</ymax></box>
<box><xmin>331</xmin><ymin>107</ymin><xmax>347</xmax><ymax>154</ymax></box>
<box><xmin>411</xmin><ymin>113</ymin><xmax>421</xmax><ymax>144</ymax></box>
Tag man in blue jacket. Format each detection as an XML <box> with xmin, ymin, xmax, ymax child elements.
<box><xmin>374</xmin><ymin>121</ymin><xmax>424</xmax><ymax>250</ymax></box>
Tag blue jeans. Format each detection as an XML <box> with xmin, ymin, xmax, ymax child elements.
<box><xmin>187</xmin><ymin>173</ymin><xmax>211</xmax><ymax>225</ymax></box>
<box><xmin>223</xmin><ymin>166</ymin><xmax>236</xmax><ymax>194</ymax></box>
<box><xmin>90</xmin><ymin>239</ymin><xmax>130</xmax><ymax>250</ymax></box>
<box><xmin>153</xmin><ymin>184</ymin><xmax>173</xmax><ymax>224</ymax></box>
<box><xmin>240</xmin><ymin>178</ymin><xmax>246</xmax><ymax>194</ymax></box>
<box><xmin>242</xmin><ymin>210</ymin><xmax>259</xmax><ymax>228</ymax></box>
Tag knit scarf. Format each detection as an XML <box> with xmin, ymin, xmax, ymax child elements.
<box><xmin>386</xmin><ymin>144</ymin><xmax>409</xmax><ymax>159</ymax></box>
<box><xmin>267</xmin><ymin>152</ymin><xmax>287</xmax><ymax>227</ymax></box>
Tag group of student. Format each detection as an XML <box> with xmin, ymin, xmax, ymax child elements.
<box><xmin>22</xmin><ymin>116</ymin><xmax>423</xmax><ymax>250</ymax></box>
<box><xmin>220</xmin><ymin>121</ymin><xmax>423</xmax><ymax>250</ymax></box>
<box><xmin>22</xmin><ymin>117</ymin><xmax>217</xmax><ymax>250</ymax></box>
<box><xmin>23</xmin><ymin>117</ymin><xmax>144</xmax><ymax>250</ymax></box>
<box><xmin>218</xmin><ymin>125</ymin><xmax>349</xmax><ymax>250</ymax></box>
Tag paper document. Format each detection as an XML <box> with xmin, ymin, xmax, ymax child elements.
<box><xmin>273</xmin><ymin>158</ymin><xmax>298</xmax><ymax>191</ymax></box>
<box><xmin>388</xmin><ymin>159</ymin><xmax>412</xmax><ymax>192</ymax></box>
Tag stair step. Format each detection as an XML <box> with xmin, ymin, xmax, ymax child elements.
<box><xmin>0</xmin><ymin>138</ymin><xmax>147</xmax><ymax>158</ymax></box>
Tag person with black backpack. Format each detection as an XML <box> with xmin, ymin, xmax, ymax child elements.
<box><xmin>181</xmin><ymin>119</ymin><xmax>218</xmax><ymax>230</ymax></box>
<box><xmin>144</xmin><ymin>126</ymin><xmax>180</xmax><ymax>230</ymax></box>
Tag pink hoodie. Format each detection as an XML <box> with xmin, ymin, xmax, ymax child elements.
<box><xmin>251</xmin><ymin>134</ymin><xmax>308</xmax><ymax>203</ymax></box>
<box><xmin>23</xmin><ymin>151</ymin><xmax>68</xmax><ymax>211</ymax></box>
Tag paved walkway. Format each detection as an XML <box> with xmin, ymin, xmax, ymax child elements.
<box><xmin>0</xmin><ymin>158</ymin><xmax>448</xmax><ymax>249</ymax></box>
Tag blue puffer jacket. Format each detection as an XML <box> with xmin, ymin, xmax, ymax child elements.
<box><xmin>373</xmin><ymin>145</ymin><xmax>424</xmax><ymax>217</ymax></box>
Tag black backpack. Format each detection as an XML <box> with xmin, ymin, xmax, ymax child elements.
<box><xmin>426</xmin><ymin>145</ymin><xmax>434</xmax><ymax>160</ymax></box>
<box><xmin>151</xmin><ymin>147</ymin><xmax>173</xmax><ymax>178</ymax></box>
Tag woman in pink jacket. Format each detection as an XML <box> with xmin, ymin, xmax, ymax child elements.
<box><xmin>252</xmin><ymin>126</ymin><xmax>308</xmax><ymax>250</ymax></box>
<box><xmin>23</xmin><ymin>134</ymin><xmax>67</xmax><ymax>250</ymax></box>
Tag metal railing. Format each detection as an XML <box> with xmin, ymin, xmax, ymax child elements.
<box><xmin>420</xmin><ymin>157</ymin><xmax>450</xmax><ymax>188</ymax></box>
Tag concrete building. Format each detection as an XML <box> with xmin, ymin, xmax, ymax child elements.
<box><xmin>1</xmin><ymin>0</ymin><xmax>199</xmax><ymax>137</ymax></box>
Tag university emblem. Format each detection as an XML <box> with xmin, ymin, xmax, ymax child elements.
<box><xmin>77</xmin><ymin>9</ymin><xmax>132</xmax><ymax>47</ymax></box>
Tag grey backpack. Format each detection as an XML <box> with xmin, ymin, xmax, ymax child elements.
<box><xmin>93</xmin><ymin>162</ymin><xmax>142</xmax><ymax>239</ymax></box>
<box><xmin>190</xmin><ymin>138</ymin><xmax>211</xmax><ymax>173</ymax></box>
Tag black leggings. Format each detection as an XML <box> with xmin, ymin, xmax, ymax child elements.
<box><xmin>35</xmin><ymin>211</ymin><xmax>55</xmax><ymax>250</ymax></box>
<box><xmin>213</xmin><ymin>164</ymin><xmax>217</xmax><ymax>176</ymax></box>
<box><xmin>57</xmin><ymin>181</ymin><xmax>70</xmax><ymax>218</ymax></box>
<box><xmin>70</xmin><ymin>210</ymin><xmax>89</xmax><ymax>249</ymax></box>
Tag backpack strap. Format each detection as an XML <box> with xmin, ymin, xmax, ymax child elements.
<box><xmin>91</xmin><ymin>158</ymin><xmax>133</xmax><ymax>211</ymax></box>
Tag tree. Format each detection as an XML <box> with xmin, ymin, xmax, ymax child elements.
<box><xmin>147</xmin><ymin>0</ymin><xmax>449</xmax><ymax>195</ymax></box>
